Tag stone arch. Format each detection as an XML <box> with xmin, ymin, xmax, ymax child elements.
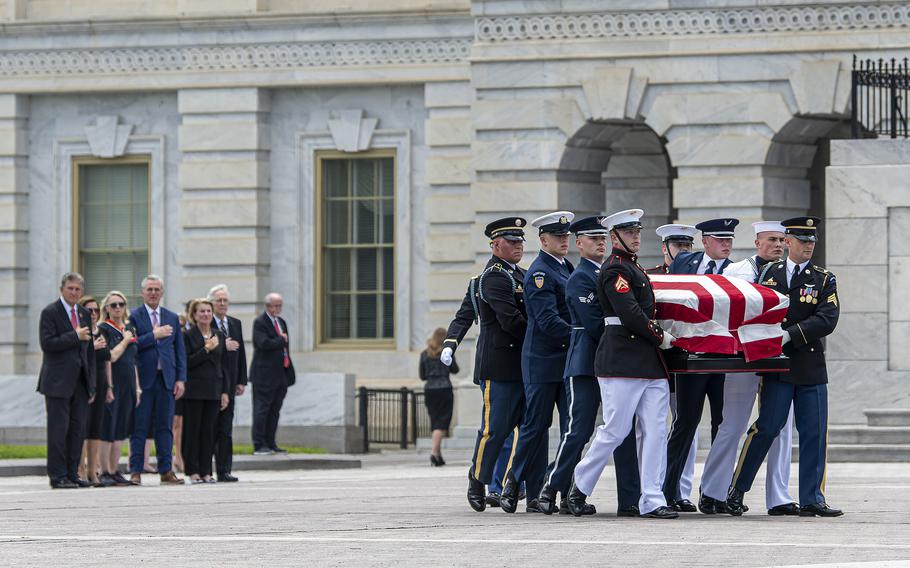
<box><xmin>557</xmin><ymin>119</ymin><xmax>675</xmax><ymax>268</ymax></box>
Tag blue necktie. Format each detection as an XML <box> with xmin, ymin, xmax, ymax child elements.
<box><xmin>705</xmin><ymin>260</ymin><xmax>716</xmax><ymax>275</ymax></box>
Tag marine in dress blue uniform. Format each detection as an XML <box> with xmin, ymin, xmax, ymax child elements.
<box><xmin>501</xmin><ymin>211</ymin><xmax>575</xmax><ymax>514</ymax></box>
<box><xmin>465</xmin><ymin>217</ymin><xmax>529</xmax><ymax>512</ymax></box>
<box><xmin>537</xmin><ymin>216</ymin><xmax>641</xmax><ymax>516</ymax></box>
<box><xmin>662</xmin><ymin>218</ymin><xmax>738</xmax><ymax>510</ymax></box>
<box><xmin>441</xmin><ymin>276</ymin><xmax>522</xmax><ymax>505</ymax></box>
<box><xmin>727</xmin><ymin>217</ymin><xmax>842</xmax><ymax>517</ymax></box>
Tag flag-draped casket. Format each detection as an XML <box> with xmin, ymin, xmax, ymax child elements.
<box><xmin>649</xmin><ymin>274</ymin><xmax>789</xmax><ymax>364</ymax></box>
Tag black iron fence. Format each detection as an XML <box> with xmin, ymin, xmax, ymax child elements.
<box><xmin>852</xmin><ymin>56</ymin><xmax>910</xmax><ymax>138</ymax></box>
<box><xmin>356</xmin><ymin>387</ymin><xmax>434</xmax><ymax>452</ymax></box>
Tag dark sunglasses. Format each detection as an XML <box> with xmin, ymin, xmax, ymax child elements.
<box><xmin>87</xmin><ymin>307</ymin><xmax>100</xmax><ymax>314</ymax></box>
<box><xmin>108</xmin><ymin>302</ymin><xmax>126</xmax><ymax>308</ymax></box>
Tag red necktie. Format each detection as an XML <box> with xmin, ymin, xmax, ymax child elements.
<box><xmin>70</xmin><ymin>307</ymin><xmax>79</xmax><ymax>330</ymax></box>
<box><xmin>273</xmin><ymin>317</ymin><xmax>289</xmax><ymax>368</ymax></box>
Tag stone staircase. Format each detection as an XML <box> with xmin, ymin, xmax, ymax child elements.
<box><xmin>825</xmin><ymin>409</ymin><xmax>910</xmax><ymax>462</ymax></box>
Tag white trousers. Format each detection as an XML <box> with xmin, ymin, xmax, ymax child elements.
<box><xmin>700</xmin><ymin>373</ymin><xmax>794</xmax><ymax>508</ymax></box>
<box><xmin>669</xmin><ymin>392</ymin><xmax>698</xmax><ymax>501</ymax></box>
<box><xmin>574</xmin><ymin>377</ymin><xmax>670</xmax><ymax>515</ymax></box>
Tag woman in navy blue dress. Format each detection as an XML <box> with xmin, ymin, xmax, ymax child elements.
<box><xmin>98</xmin><ymin>291</ymin><xmax>141</xmax><ymax>486</ymax></box>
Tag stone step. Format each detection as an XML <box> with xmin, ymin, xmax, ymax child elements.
<box><xmin>864</xmin><ymin>409</ymin><xmax>910</xmax><ymax>427</ymax></box>
<box><xmin>827</xmin><ymin>425</ymin><xmax>910</xmax><ymax>445</ymax></box>
<box><xmin>824</xmin><ymin>444</ymin><xmax>910</xmax><ymax>463</ymax></box>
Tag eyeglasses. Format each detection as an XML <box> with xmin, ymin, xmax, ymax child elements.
<box><xmin>108</xmin><ymin>302</ymin><xmax>126</xmax><ymax>308</ymax></box>
<box><xmin>87</xmin><ymin>307</ymin><xmax>100</xmax><ymax>314</ymax></box>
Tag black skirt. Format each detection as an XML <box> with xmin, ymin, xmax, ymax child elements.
<box><xmin>85</xmin><ymin>389</ymin><xmax>106</xmax><ymax>440</ymax></box>
<box><xmin>424</xmin><ymin>388</ymin><xmax>453</xmax><ymax>431</ymax></box>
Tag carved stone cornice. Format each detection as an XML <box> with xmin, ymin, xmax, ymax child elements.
<box><xmin>476</xmin><ymin>2</ymin><xmax>910</xmax><ymax>43</ymax></box>
<box><xmin>0</xmin><ymin>38</ymin><xmax>471</xmax><ymax>77</ymax></box>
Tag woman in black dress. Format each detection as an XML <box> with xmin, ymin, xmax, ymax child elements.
<box><xmin>182</xmin><ymin>298</ymin><xmax>229</xmax><ymax>484</ymax></box>
<box><xmin>419</xmin><ymin>328</ymin><xmax>459</xmax><ymax>467</ymax></box>
<box><xmin>78</xmin><ymin>296</ymin><xmax>112</xmax><ymax>486</ymax></box>
<box><xmin>98</xmin><ymin>291</ymin><xmax>140</xmax><ymax>486</ymax></box>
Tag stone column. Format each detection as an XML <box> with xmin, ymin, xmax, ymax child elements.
<box><xmin>177</xmin><ymin>88</ymin><xmax>270</xmax><ymax>326</ymax></box>
<box><xmin>0</xmin><ymin>94</ymin><xmax>28</xmax><ymax>374</ymax></box>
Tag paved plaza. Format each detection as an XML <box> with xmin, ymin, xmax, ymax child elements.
<box><xmin>0</xmin><ymin>452</ymin><xmax>908</xmax><ymax>567</ymax></box>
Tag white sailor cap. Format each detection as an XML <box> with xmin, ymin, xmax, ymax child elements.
<box><xmin>600</xmin><ymin>209</ymin><xmax>644</xmax><ymax>231</ymax></box>
<box><xmin>655</xmin><ymin>224</ymin><xmax>697</xmax><ymax>243</ymax></box>
<box><xmin>531</xmin><ymin>211</ymin><xmax>575</xmax><ymax>235</ymax></box>
<box><xmin>752</xmin><ymin>220</ymin><xmax>786</xmax><ymax>235</ymax></box>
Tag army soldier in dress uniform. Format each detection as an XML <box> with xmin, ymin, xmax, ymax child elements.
<box><xmin>501</xmin><ymin>212</ymin><xmax>575</xmax><ymax>514</ymax></box>
<box><xmin>567</xmin><ymin>209</ymin><xmax>678</xmax><ymax>520</ymax></box>
<box><xmin>662</xmin><ymin>218</ymin><xmax>738</xmax><ymax>511</ymax></box>
<box><xmin>537</xmin><ymin>216</ymin><xmax>640</xmax><ymax>517</ymax></box>
<box><xmin>465</xmin><ymin>217</ymin><xmax>529</xmax><ymax>512</ymax></box>
<box><xmin>648</xmin><ymin>224</ymin><xmax>699</xmax><ymax>512</ymax></box>
<box><xmin>727</xmin><ymin>216</ymin><xmax>842</xmax><ymax>517</ymax></box>
<box><xmin>441</xmin><ymin>277</ymin><xmax>522</xmax><ymax>507</ymax></box>
<box><xmin>699</xmin><ymin>221</ymin><xmax>797</xmax><ymax>515</ymax></box>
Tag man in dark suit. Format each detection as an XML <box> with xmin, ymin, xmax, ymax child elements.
<box><xmin>662</xmin><ymin>218</ymin><xmax>738</xmax><ymax>512</ymax></box>
<box><xmin>727</xmin><ymin>216</ymin><xmax>842</xmax><ymax>517</ymax></box>
<box><xmin>129</xmin><ymin>275</ymin><xmax>186</xmax><ymax>485</ymax></box>
<box><xmin>209</xmin><ymin>284</ymin><xmax>248</xmax><ymax>482</ymax></box>
<box><xmin>38</xmin><ymin>272</ymin><xmax>96</xmax><ymax>488</ymax></box>
<box><xmin>250</xmin><ymin>292</ymin><xmax>295</xmax><ymax>455</ymax></box>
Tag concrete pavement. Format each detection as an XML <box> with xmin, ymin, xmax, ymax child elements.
<box><xmin>0</xmin><ymin>451</ymin><xmax>908</xmax><ymax>567</ymax></box>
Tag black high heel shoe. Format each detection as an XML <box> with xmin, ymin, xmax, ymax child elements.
<box><xmin>430</xmin><ymin>454</ymin><xmax>441</xmax><ymax>467</ymax></box>
<box><xmin>437</xmin><ymin>454</ymin><xmax>446</xmax><ymax>466</ymax></box>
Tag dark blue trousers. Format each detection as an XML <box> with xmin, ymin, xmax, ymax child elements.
<box><xmin>490</xmin><ymin>429</ymin><xmax>517</xmax><ymax>494</ymax></box>
<box><xmin>129</xmin><ymin>373</ymin><xmax>175</xmax><ymax>474</ymax></box>
<box><xmin>733</xmin><ymin>376</ymin><xmax>829</xmax><ymax>506</ymax></box>
<box><xmin>471</xmin><ymin>380</ymin><xmax>525</xmax><ymax>485</ymax></box>
<box><xmin>507</xmin><ymin>381</ymin><xmax>569</xmax><ymax>502</ymax></box>
<box><xmin>545</xmin><ymin>376</ymin><xmax>640</xmax><ymax>508</ymax></box>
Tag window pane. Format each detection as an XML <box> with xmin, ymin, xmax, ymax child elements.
<box><xmin>325</xmin><ymin>200</ymin><xmax>349</xmax><ymax>244</ymax></box>
<box><xmin>380</xmin><ymin>198</ymin><xmax>394</xmax><ymax>244</ymax></box>
<box><xmin>326</xmin><ymin>294</ymin><xmax>351</xmax><ymax>339</ymax></box>
<box><xmin>382</xmin><ymin>248</ymin><xmax>393</xmax><ymax>291</ymax></box>
<box><xmin>356</xmin><ymin>294</ymin><xmax>377</xmax><ymax>338</ymax></box>
<box><xmin>356</xmin><ymin>248</ymin><xmax>377</xmax><ymax>291</ymax></box>
<box><xmin>353</xmin><ymin>160</ymin><xmax>375</xmax><ymax>197</ymax></box>
<box><xmin>379</xmin><ymin>158</ymin><xmax>394</xmax><ymax>197</ymax></box>
<box><xmin>324</xmin><ymin>160</ymin><xmax>348</xmax><ymax>198</ymax></box>
<box><xmin>382</xmin><ymin>293</ymin><xmax>394</xmax><ymax>338</ymax></box>
<box><xmin>326</xmin><ymin>249</ymin><xmax>351</xmax><ymax>292</ymax></box>
<box><xmin>354</xmin><ymin>199</ymin><xmax>377</xmax><ymax>244</ymax></box>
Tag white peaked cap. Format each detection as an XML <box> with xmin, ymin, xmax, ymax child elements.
<box><xmin>752</xmin><ymin>221</ymin><xmax>786</xmax><ymax>235</ymax></box>
<box><xmin>600</xmin><ymin>209</ymin><xmax>644</xmax><ymax>230</ymax></box>
<box><xmin>655</xmin><ymin>224</ymin><xmax>697</xmax><ymax>241</ymax></box>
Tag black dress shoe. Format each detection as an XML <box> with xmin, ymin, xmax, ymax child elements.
<box><xmin>467</xmin><ymin>470</ymin><xmax>486</xmax><ymax>512</ymax></box>
<box><xmin>565</xmin><ymin>481</ymin><xmax>590</xmax><ymax>517</ymax></box>
<box><xmin>70</xmin><ymin>476</ymin><xmax>93</xmax><ymax>488</ymax></box>
<box><xmin>725</xmin><ymin>488</ymin><xmax>746</xmax><ymax>516</ymax></box>
<box><xmin>799</xmin><ymin>502</ymin><xmax>843</xmax><ymax>517</ymax></box>
<box><xmin>641</xmin><ymin>506</ymin><xmax>679</xmax><ymax>519</ymax></box>
<box><xmin>560</xmin><ymin>497</ymin><xmax>596</xmax><ymax>515</ymax></box>
<box><xmin>485</xmin><ymin>492</ymin><xmax>501</xmax><ymax>507</ymax></box>
<box><xmin>96</xmin><ymin>473</ymin><xmax>117</xmax><ymax>488</ymax></box>
<box><xmin>50</xmin><ymin>477</ymin><xmax>78</xmax><ymax>489</ymax></box>
<box><xmin>271</xmin><ymin>447</ymin><xmax>288</xmax><ymax>454</ymax></box>
<box><xmin>538</xmin><ymin>485</ymin><xmax>559</xmax><ymax>515</ymax></box>
<box><xmin>699</xmin><ymin>494</ymin><xmax>727</xmax><ymax>515</ymax></box>
<box><xmin>672</xmin><ymin>498</ymin><xmax>698</xmax><ymax>513</ymax></box>
<box><xmin>526</xmin><ymin>499</ymin><xmax>543</xmax><ymax>513</ymax></box>
<box><xmin>218</xmin><ymin>473</ymin><xmax>239</xmax><ymax>483</ymax></box>
<box><xmin>617</xmin><ymin>505</ymin><xmax>640</xmax><ymax>517</ymax></box>
<box><xmin>500</xmin><ymin>474</ymin><xmax>520</xmax><ymax>514</ymax></box>
<box><xmin>768</xmin><ymin>502</ymin><xmax>800</xmax><ymax>516</ymax></box>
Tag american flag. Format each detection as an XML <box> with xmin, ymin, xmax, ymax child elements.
<box><xmin>649</xmin><ymin>274</ymin><xmax>790</xmax><ymax>362</ymax></box>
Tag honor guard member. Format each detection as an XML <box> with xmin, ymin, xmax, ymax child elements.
<box><xmin>727</xmin><ymin>217</ymin><xmax>842</xmax><ymax>517</ymax></box>
<box><xmin>699</xmin><ymin>221</ymin><xmax>797</xmax><ymax>515</ymax></box>
<box><xmin>441</xmin><ymin>277</ymin><xmax>522</xmax><ymax>507</ymax></box>
<box><xmin>662</xmin><ymin>218</ymin><xmax>738</xmax><ymax>511</ymax></box>
<box><xmin>466</xmin><ymin>217</ymin><xmax>529</xmax><ymax>512</ymax></box>
<box><xmin>501</xmin><ymin>211</ymin><xmax>575</xmax><ymax>514</ymax></box>
<box><xmin>649</xmin><ymin>224</ymin><xmax>696</xmax><ymax>274</ymax></box>
<box><xmin>649</xmin><ymin>224</ymin><xmax>699</xmax><ymax>512</ymax></box>
<box><xmin>568</xmin><ymin>209</ymin><xmax>679</xmax><ymax>520</ymax></box>
<box><xmin>537</xmin><ymin>216</ymin><xmax>641</xmax><ymax>517</ymax></box>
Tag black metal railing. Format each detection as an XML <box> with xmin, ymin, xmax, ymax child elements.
<box><xmin>852</xmin><ymin>55</ymin><xmax>910</xmax><ymax>138</ymax></box>
<box><xmin>356</xmin><ymin>387</ymin><xmax>434</xmax><ymax>452</ymax></box>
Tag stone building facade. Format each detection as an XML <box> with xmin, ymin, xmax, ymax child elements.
<box><xmin>1</xmin><ymin>1</ymin><xmax>908</xmax><ymax>422</ymax></box>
